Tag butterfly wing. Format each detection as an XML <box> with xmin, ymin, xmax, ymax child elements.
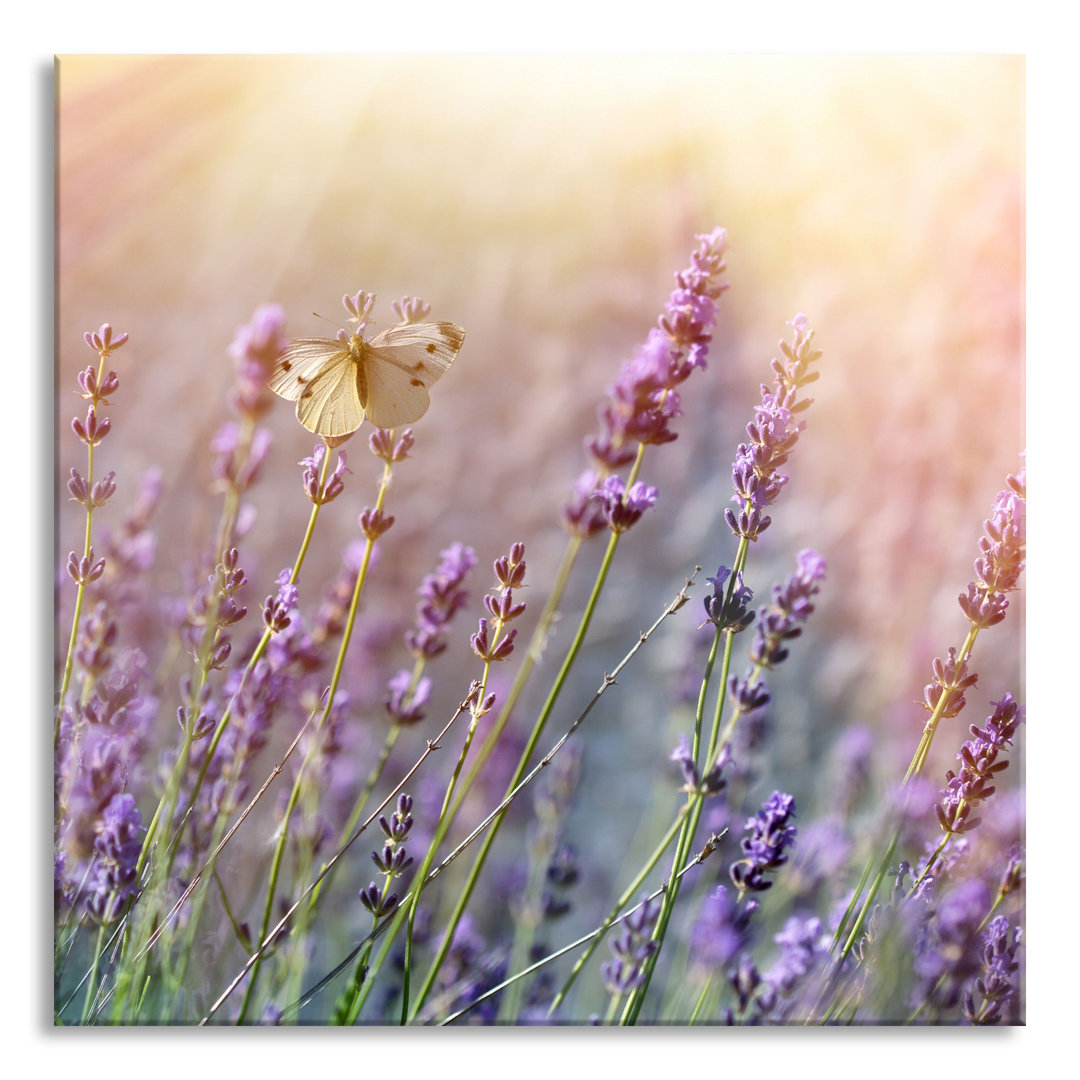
<box><xmin>295</xmin><ymin>351</ymin><xmax>365</xmax><ymax>438</ymax></box>
<box><xmin>360</xmin><ymin>321</ymin><xmax>465</xmax><ymax>429</ymax></box>
<box><xmin>268</xmin><ymin>338</ymin><xmax>344</xmax><ymax>402</ymax></box>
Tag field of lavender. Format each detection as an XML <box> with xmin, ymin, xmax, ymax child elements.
<box><xmin>53</xmin><ymin>54</ymin><xmax>1024</xmax><ymax>1027</ymax></box>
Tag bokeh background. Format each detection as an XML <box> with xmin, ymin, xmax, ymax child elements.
<box><xmin>55</xmin><ymin>54</ymin><xmax>1024</xmax><ymax>1016</ymax></box>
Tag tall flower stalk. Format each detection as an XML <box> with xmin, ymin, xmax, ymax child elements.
<box><xmin>832</xmin><ymin>462</ymin><xmax>1026</xmax><ymax>971</ymax></box>
<box><xmin>403</xmin><ymin>229</ymin><xmax>730</xmax><ymax>1019</ymax></box>
<box><xmin>617</xmin><ymin>316</ymin><xmax>821</xmax><ymax>1023</ymax></box>
<box><xmin>57</xmin><ymin>324</ymin><xmax>128</xmax><ymax>742</ymax></box>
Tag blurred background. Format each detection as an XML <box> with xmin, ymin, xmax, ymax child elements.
<box><xmin>55</xmin><ymin>54</ymin><xmax>1024</xmax><ymax>1015</ymax></box>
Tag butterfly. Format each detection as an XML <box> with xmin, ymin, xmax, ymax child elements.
<box><xmin>268</xmin><ymin>312</ymin><xmax>465</xmax><ymax>439</ymax></box>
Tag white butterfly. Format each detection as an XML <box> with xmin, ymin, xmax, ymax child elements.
<box><xmin>268</xmin><ymin>308</ymin><xmax>464</xmax><ymax>439</ymax></box>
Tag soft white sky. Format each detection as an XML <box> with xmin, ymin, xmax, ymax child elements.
<box><xmin>11</xmin><ymin>0</ymin><xmax>1072</xmax><ymax>1071</ymax></box>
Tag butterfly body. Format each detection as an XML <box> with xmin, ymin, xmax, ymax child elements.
<box><xmin>269</xmin><ymin>319</ymin><xmax>464</xmax><ymax>438</ymax></box>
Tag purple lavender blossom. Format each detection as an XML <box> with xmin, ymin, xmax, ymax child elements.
<box><xmin>596</xmin><ymin>476</ymin><xmax>658</xmax><ymax>534</ymax></box>
<box><xmin>300</xmin><ymin>444</ymin><xmax>350</xmax><ymax>505</ymax></box>
<box><xmin>765</xmin><ymin>915</ymin><xmax>827</xmax><ymax>997</ymax></box>
<box><xmin>57</xmin><ymin>649</ymin><xmax>149</xmax><ymax>874</ymax></box>
<box><xmin>371</xmin><ymin>794</ymin><xmax>416</xmax><ymax>879</ymax></box>
<box><xmin>262</xmin><ymin>568</ymin><xmax>299</xmax><ymax>634</ymax></box>
<box><xmin>997</xmin><ymin>842</ymin><xmax>1025</xmax><ymax>900</ymax></box>
<box><xmin>702</xmin><ymin>565</ymin><xmax>756</xmax><ymax>631</ymax></box>
<box><xmin>562</xmin><ymin>469</ymin><xmax>609</xmax><ymax>538</ymax></box>
<box><xmin>211</xmin><ymin>422</ymin><xmax>273</xmax><ymax>495</ymax></box>
<box><xmin>586</xmin><ymin>230</ymin><xmax>728</xmax><ymax>468</ymax></box>
<box><xmin>958</xmin><ymin>460</ymin><xmax>1026</xmax><ymax>628</ymax></box>
<box><xmin>910</xmin><ymin>877</ymin><xmax>991</xmax><ymax>1015</ymax></box>
<box><xmin>730</xmin><ymin>791</ymin><xmax>797</xmax><ymax>894</ymax></box>
<box><xmin>84</xmin><ymin>792</ymin><xmax>142</xmax><ymax>924</ymax></box>
<box><xmin>227</xmin><ymin>303</ymin><xmax>288</xmax><ymax>419</ymax></box>
<box><xmin>385</xmin><ymin>669</ymin><xmax>432</xmax><ymax>726</ymax></box>
<box><xmin>405</xmin><ymin>543</ymin><xmax>477</xmax><ymax>660</ymax></box>
<box><xmin>690</xmin><ymin>885</ymin><xmax>760</xmax><ymax>973</ymax></box>
<box><xmin>391</xmin><ymin>296</ymin><xmax>431</xmax><ymax>324</ymax></box>
<box><xmin>368</xmin><ymin>426</ymin><xmax>415</xmax><ymax>464</ymax></box>
<box><xmin>358</xmin><ymin>506</ymin><xmax>395</xmax><ymax>541</ymax></box>
<box><xmin>962</xmin><ymin>915</ymin><xmax>1022</xmax><ymax>1024</ymax></box>
<box><xmin>470</xmin><ymin>544</ymin><xmax>527</xmax><ymax>671</ymax></box>
<box><xmin>726</xmin><ymin>315</ymin><xmax>820</xmax><ymax>541</ymax></box>
<box><xmin>747</xmin><ymin>549</ymin><xmax>826</xmax><ymax>670</ymax></box>
<box><xmin>427</xmin><ymin>914</ymin><xmax>507</xmax><ymax>1024</ymax></box>
<box><xmin>602</xmin><ymin>897</ymin><xmax>661</xmax><ymax>996</ymax></box>
<box><xmin>84</xmin><ymin>322</ymin><xmax>129</xmax><ymax>359</ymax></box>
<box><xmin>564</xmin><ymin>229</ymin><xmax>729</xmax><ymax>525</ymax></box>
<box><xmin>670</xmin><ymin>735</ymin><xmax>730</xmax><ymax>796</ymax></box>
<box><xmin>935</xmin><ymin>693</ymin><xmax>1025</xmax><ymax>837</ymax></box>
<box><xmin>920</xmin><ymin>647</ymin><xmax>979</xmax><ymax>721</ymax></box>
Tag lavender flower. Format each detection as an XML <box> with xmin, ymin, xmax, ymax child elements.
<box><xmin>726</xmin><ymin>315</ymin><xmax>820</xmax><ymax>541</ymax></box>
<box><xmin>262</xmin><ymin>568</ymin><xmax>299</xmax><ymax>634</ymax></box>
<box><xmin>958</xmin><ymin>461</ymin><xmax>1026</xmax><ymax>629</ymax></box>
<box><xmin>731</xmin><ymin>791</ymin><xmax>797</xmax><ymax>894</ymax></box>
<box><xmin>765</xmin><ymin>916</ymin><xmax>826</xmax><ymax>998</ymax></box>
<box><xmin>602</xmin><ymin>898</ymin><xmax>660</xmax><ymax>996</ymax></box>
<box><xmin>596</xmin><ymin>476</ymin><xmax>658</xmax><ymax>534</ymax></box>
<box><xmin>392</xmin><ymin>295</ymin><xmax>431</xmax><ymax>324</ymax></box>
<box><xmin>361</xmin><ymin>794</ymin><xmax>415</xmax><ymax>919</ymax></box>
<box><xmin>747</xmin><ymin>549</ymin><xmax>826</xmax><ymax>670</ymax></box>
<box><xmin>369</xmin><ymin>426</ymin><xmax>415</xmax><ymax>464</ymax></box>
<box><xmin>561</xmin><ymin>469</ymin><xmax>609</xmax><ymax>538</ymax></box>
<box><xmin>227</xmin><ymin>303</ymin><xmax>288</xmax><ymax>419</ymax></box>
<box><xmin>564</xmin><ymin>229</ymin><xmax>728</xmax><ymax>526</ymax></box>
<box><xmin>702</xmin><ymin>565</ymin><xmax>756</xmax><ymax>631</ymax></box>
<box><xmin>670</xmin><ymin>735</ymin><xmax>730</xmax><ymax>796</ymax></box>
<box><xmin>470</xmin><ymin>543</ymin><xmax>527</xmax><ymax>671</ymax></box>
<box><xmin>997</xmin><ymin>842</ymin><xmax>1025</xmax><ymax>900</ymax></box>
<box><xmin>910</xmin><ymin>877</ymin><xmax>991</xmax><ymax>1015</ymax></box>
<box><xmin>586</xmin><ymin>229</ymin><xmax>728</xmax><ymax>469</ymax></box>
<box><xmin>405</xmin><ymin>542</ymin><xmax>477</xmax><ymax>660</ymax></box>
<box><xmin>429</xmin><ymin>915</ymin><xmax>507</xmax><ymax>1024</ymax></box>
<box><xmin>962</xmin><ymin>916</ymin><xmax>1022</xmax><ymax>1024</ymax></box>
<box><xmin>300</xmin><ymin>444</ymin><xmax>350</xmax><ymax>505</ymax></box>
<box><xmin>935</xmin><ymin>693</ymin><xmax>1025</xmax><ymax>837</ymax></box>
<box><xmin>385</xmin><ymin>669</ymin><xmax>433</xmax><ymax>727</ymax></box>
<box><xmin>84</xmin><ymin>793</ymin><xmax>142</xmax><ymax>924</ymax></box>
<box><xmin>690</xmin><ymin>885</ymin><xmax>760</xmax><ymax>973</ymax></box>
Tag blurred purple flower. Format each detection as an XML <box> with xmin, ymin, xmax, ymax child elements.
<box><xmin>731</xmin><ymin>791</ymin><xmax>797</xmax><ymax>894</ymax></box>
<box><xmin>405</xmin><ymin>542</ymin><xmax>478</xmax><ymax>660</ymax></box>
<box><xmin>228</xmin><ymin>303</ymin><xmax>288</xmax><ymax>419</ymax></box>
<box><xmin>962</xmin><ymin>915</ymin><xmax>1022</xmax><ymax>1024</ymax></box>
<box><xmin>84</xmin><ymin>793</ymin><xmax>142</xmax><ymax>924</ymax></box>
<box><xmin>959</xmin><ymin>459</ymin><xmax>1026</xmax><ymax>628</ymax></box>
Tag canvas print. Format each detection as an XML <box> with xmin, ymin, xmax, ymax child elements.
<box><xmin>53</xmin><ymin>54</ymin><xmax>1025</xmax><ymax>1025</ymax></box>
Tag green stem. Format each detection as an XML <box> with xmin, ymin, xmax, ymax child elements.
<box><xmin>79</xmin><ymin>922</ymin><xmax>108</xmax><ymax>1025</ymax></box>
<box><xmin>620</xmin><ymin>537</ymin><xmax>750</xmax><ymax>1025</ymax></box>
<box><xmin>234</xmin><ymin>454</ymin><xmax>392</xmax><ymax>1021</ymax></box>
<box><xmin>547</xmin><ymin>809</ymin><xmax>685</xmax><ymax>1016</ymax></box>
<box><xmin>408</xmin><ymin>525</ymin><xmax>624</xmax><ymax>1020</ymax></box>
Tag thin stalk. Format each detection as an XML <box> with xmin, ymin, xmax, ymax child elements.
<box><xmin>56</xmin><ymin>348</ymin><xmax>109</xmax><ymax>733</ymax></box>
<box><xmin>232</xmin><ymin>452</ymin><xmax>394</xmax><ymax>1020</ymax></box>
<box><xmin>547</xmin><ymin>809</ymin><xmax>685</xmax><ymax>1016</ymax></box>
<box><xmin>79</xmin><ymin>923</ymin><xmax>108</xmax><ymax>1025</ymax></box>
<box><xmin>439</xmin><ymin>827</ymin><xmax>720</xmax><ymax>1026</ymax></box>
<box><xmin>832</xmin><ymin>626</ymin><xmax>982</xmax><ymax>969</ymax></box>
<box><xmin>274</xmin><ymin>574</ymin><xmax>696</xmax><ymax>1025</ymax></box>
<box><xmin>688</xmin><ymin>977</ymin><xmax>714</xmax><ymax>1025</ymax></box>
<box><xmin>407</xmin><ymin>525</ymin><xmax>625</xmax><ymax>1020</ymax></box>
<box><xmin>199</xmin><ymin>692</ymin><xmax>477</xmax><ymax>1025</ymax></box>
<box><xmin>619</xmin><ymin>536</ymin><xmax>749</xmax><ymax>1024</ymax></box>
